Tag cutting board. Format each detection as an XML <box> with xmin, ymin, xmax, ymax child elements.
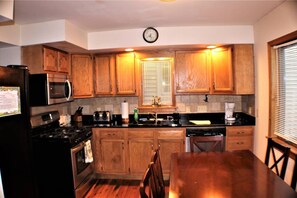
<box><xmin>189</xmin><ymin>120</ymin><xmax>211</xmax><ymax>125</ymax></box>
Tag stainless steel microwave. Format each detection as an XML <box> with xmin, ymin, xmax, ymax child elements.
<box><xmin>29</xmin><ymin>73</ymin><xmax>73</xmax><ymax>106</ymax></box>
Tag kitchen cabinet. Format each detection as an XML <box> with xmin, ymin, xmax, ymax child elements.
<box><xmin>156</xmin><ymin>128</ymin><xmax>185</xmax><ymax>174</ymax></box>
<box><xmin>175</xmin><ymin>47</ymin><xmax>233</xmax><ymax>94</ymax></box>
<box><xmin>115</xmin><ymin>52</ymin><xmax>137</xmax><ymax>95</ymax></box>
<box><xmin>225</xmin><ymin>126</ymin><xmax>254</xmax><ymax>151</ymax></box>
<box><xmin>92</xmin><ymin>127</ymin><xmax>185</xmax><ymax>179</ymax></box>
<box><xmin>94</xmin><ymin>54</ymin><xmax>115</xmax><ymax>95</ymax></box>
<box><xmin>233</xmin><ymin>44</ymin><xmax>255</xmax><ymax>94</ymax></box>
<box><xmin>92</xmin><ymin>128</ymin><xmax>127</xmax><ymax>174</ymax></box>
<box><xmin>22</xmin><ymin>45</ymin><xmax>70</xmax><ymax>74</ymax></box>
<box><xmin>211</xmin><ymin>47</ymin><xmax>233</xmax><ymax>93</ymax></box>
<box><xmin>71</xmin><ymin>54</ymin><xmax>94</xmax><ymax>98</ymax></box>
<box><xmin>175</xmin><ymin>50</ymin><xmax>210</xmax><ymax>93</ymax></box>
<box><xmin>128</xmin><ymin>129</ymin><xmax>154</xmax><ymax>175</ymax></box>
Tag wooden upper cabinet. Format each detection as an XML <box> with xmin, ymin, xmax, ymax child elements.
<box><xmin>43</xmin><ymin>47</ymin><xmax>58</xmax><ymax>71</ymax></box>
<box><xmin>211</xmin><ymin>47</ymin><xmax>234</xmax><ymax>93</ymax></box>
<box><xmin>57</xmin><ymin>51</ymin><xmax>70</xmax><ymax>73</ymax></box>
<box><xmin>94</xmin><ymin>55</ymin><xmax>115</xmax><ymax>95</ymax></box>
<box><xmin>175</xmin><ymin>50</ymin><xmax>210</xmax><ymax>94</ymax></box>
<box><xmin>22</xmin><ymin>45</ymin><xmax>70</xmax><ymax>74</ymax></box>
<box><xmin>71</xmin><ymin>54</ymin><xmax>94</xmax><ymax>98</ymax></box>
<box><xmin>233</xmin><ymin>44</ymin><xmax>255</xmax><ymax>94</ymax></box>
<box><xmin>115</xmin><ymin>52</ymin><xmax>136</xmax><ymax>95</ymax></box>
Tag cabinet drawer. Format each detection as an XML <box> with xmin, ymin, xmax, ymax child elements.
<box><xmin>156</xmin><ymin>129</ymin><xmax>185</xmax><ymax>139</ymax></box>
<box><xmin>227</xmin><ymin>126</ymin><xmax>253</xmax><ymax>136</ymax></box>
<box><xmin>100</xmin><ymin>130</ymin><xmax>124</xmax><ymax>139</ymax></box>
<box><xmin>226</xmin><ymin>137</ymin><xmax>253</xmax><ymax>150</ymax></box>
<box><xmin>128</xmin><ymin>130</ymin><xmax>154</xmax><ymax>138</ymax></box>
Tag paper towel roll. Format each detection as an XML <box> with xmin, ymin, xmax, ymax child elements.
<box><xmin>121</xmin><ymin>101</ymin><xmax>129</xmax><ymax>119</ymax></box>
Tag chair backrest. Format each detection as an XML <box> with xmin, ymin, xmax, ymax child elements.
<box><xmin>265</xmin><ymin>137</ymin><xmax>290</xmax><ymax>179</ymax></box>
<box><xmin>290</xmin><ymin>153</ymin><xmax>297</xmax><ymax>190</ymax></box>
<box><xmin>190</xmin><ymin>135</ymin><xmax>224</xmax><ymax>152</ymax></box>
<box><xmin>150</xmin><ymin>149</ymin><xmax>165</xmax><ymax>198</ymax></box>
<box><xmin>139</xmin><ymin>164</ymin><xmax>153</xmax><ymax>198</ymax></box>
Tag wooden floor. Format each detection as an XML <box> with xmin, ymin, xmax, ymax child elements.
<box><xmin>85</xmin><ymin>179</ymin><xmax>169</xmax><ymax>198</ymax></box>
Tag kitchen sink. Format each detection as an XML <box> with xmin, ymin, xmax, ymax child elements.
<box><xmin>129</xmin><ymin>120</ymin><xmax>181</xmax><ymax>127</ymax></box>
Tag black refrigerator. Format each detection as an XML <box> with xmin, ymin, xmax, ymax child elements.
<box><xmin>0</xmin><ymin>66</ymin><xmax>37</xmax><ymax>198</ymax></box>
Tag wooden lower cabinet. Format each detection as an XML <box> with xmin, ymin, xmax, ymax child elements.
<box><xmin>92</xmin><ymin>127</ymin><xmax>185</xmax><ymax>179</ymax></box>
<box><xmin>128</xmin><ymin>129</ymin><xmax>154</xmax><ymax>175</ymax></box>
<box><xmin>225</xmin><ymin>126</ymin><xmax>254</xmax><ymax>151</ymax></box>
<box><xmin>92</xmin><ymin>128</ymin><xmax>127</xmax><ymax>174</ymax></box>
<box><xmin>156</xmin><ymin>129</ymin><xmax>185</xmax><ymax>174</ymax></box>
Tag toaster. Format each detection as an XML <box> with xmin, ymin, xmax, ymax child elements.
<box><xmin>93</xmin><ymin>111</ymin><xmax>111</xmax><ymax>123</ymax></box>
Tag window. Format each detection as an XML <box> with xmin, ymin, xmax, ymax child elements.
<box><xmin>141</xmin><ymin>58</ymin><xmax>173</xmax><ymax>106</ymax></box>
<box><xmin>269</xmin><ymin>31</ymin><xmax>297</xmax><ymax>145</ymax></box>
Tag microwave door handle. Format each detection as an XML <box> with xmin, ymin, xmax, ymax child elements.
<box><xmin>65</xmin><ymin>79</ymin><xmax>72</xmax><ymax>101</ymax></box>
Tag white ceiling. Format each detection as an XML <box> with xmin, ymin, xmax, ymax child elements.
<box><xmin>14</xmin><ymin>0</ymin><xmax>285</xmax><ymax>33</ymax></box>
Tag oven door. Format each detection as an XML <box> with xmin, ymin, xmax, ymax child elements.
<box><xmin>71</xmin><ymin>137</ymin><xmax>94</xmax><ymax>191</ymax></box>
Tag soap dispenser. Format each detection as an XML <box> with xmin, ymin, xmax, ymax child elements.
<box><xmin>133</xmin><ymin>108</ymin><xmax>139</xmax><ymax>123</ymax></box>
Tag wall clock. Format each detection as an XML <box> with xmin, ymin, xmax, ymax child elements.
<box><xmin>143</xmin><ymin>27</ymin><xmax>159</xmax><ymax>43</ymax></box>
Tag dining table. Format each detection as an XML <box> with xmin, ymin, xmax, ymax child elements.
<box><xmin>169</xmin><ymin>150</ymin><xmax>297</xmax><ymax>198</ymax></box>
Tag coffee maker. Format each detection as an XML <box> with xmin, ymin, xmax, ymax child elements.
<box><xmin>225</xmin><ymin>102</ymin><xmax>235</xmax><ymax>120</ymax></box>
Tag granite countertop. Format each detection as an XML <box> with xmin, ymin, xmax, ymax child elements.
<box><xmin>71</xmin><ymin>112</ymin><xmax>255</xmax><ymax>128</ymax></box>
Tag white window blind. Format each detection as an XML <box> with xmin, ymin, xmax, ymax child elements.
<box><xmin>142</xmin><ymin>60</ymin><xmax>172</xmax><ymax>105</ymax></box>
<box><xmin>273</xmin><ymin>40</ymin><xmax>297</xmax><ymax>144</ymax></box>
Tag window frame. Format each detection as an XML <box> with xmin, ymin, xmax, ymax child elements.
<box><xmin>268</xmin><ymin>30</ymin><xmax>297</xmax><ymax>146</ymax></box>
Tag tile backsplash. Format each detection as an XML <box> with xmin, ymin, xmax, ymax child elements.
<box><xmin>70</xmin><ymin>95</ymin><xmax>255</xmax><ymax>116</ymax></box>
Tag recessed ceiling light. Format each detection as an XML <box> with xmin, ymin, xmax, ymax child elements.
<box><xmin>125</xmin><ymin>48</ymin><xmax>134</xmax><ymax>52</ymax></box>
<box><xmin>207</xmin><ymin>45</ymin><xmax>216</xmax><ymax>49</ymax></box>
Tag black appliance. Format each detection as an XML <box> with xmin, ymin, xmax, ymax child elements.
<box><xmin>29</xmin><ymin>73</ymin><xmax>73</xmax><ymax>106</ymax></box>
<box><xmin>31</xmin><ymin>111</ymin><xmax>94</xmax><ymax>198</ymax></box>
<box><xmin>0</xmin><ymin>66</ymin><xmax>37</xmax><ymax>198</ymax></box>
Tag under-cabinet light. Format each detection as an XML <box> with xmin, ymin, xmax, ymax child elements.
<box><xmin>125</xmin><ymin>48</ymin><xmax>134</xmax><ymax>52</ymax></box>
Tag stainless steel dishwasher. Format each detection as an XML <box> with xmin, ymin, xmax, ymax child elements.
<box><xmin>185</xmin><ymin>126</ymin><xmax>226</xmax><ymax>152</ymax></box>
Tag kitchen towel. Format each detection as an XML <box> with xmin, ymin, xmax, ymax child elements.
<box><xmin>121</xmin><ymin>101</ymin><xmax>129</xmax><ymax>119</ymax></box>
<box><xmin>84</xmin><ymin>140</ymin><xmax>93</xmax><ymax>163</ymax></box>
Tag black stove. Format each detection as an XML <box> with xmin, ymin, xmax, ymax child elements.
<box><xmin>31</xmin><ymin>111</ymin><xmax>92</xmax><ymax>147</ymax></box>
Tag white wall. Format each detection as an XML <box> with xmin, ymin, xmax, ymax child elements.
<box><xmin>253</xmin><ymin>0</ymin><xmax>297</xmax><ymax>185</ymax></box>
<box><xmin>0</xmin><ymin>46</ymin><xmax>21</xmax><ymax>66</ymax></box>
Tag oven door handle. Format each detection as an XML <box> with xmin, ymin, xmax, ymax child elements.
<box><xmin>71</xmin><ymin>141</ymin><xmax>86</xmax><ymax>153</ymax></box>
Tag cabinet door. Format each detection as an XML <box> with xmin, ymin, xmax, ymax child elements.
<box><xmin>115</xmin><ymin>52</ymin><xmax>136</xmax><ymax>95</ymax></box>
<box><xmin>128</xmin><ymin>139</ymin><xmax>154</xmax><ymax>175</ymax></box>
<box><xmin>156</xmin><ymin>128</ymin><xmax>185</xmax><ymax>174</ymax></box>
<box><xmin>71</xmin><ymin>54</ymin><xmax>94</xmax><ymax>98</ymax></box>
<box><xmin>43</xmin><ymin>47</ymin><xmax>58</xmax><ymax>72</ymax></box>
<box><xmin>101</xmin><ymin>139</ymin><xmax>126</xmax><ymax>173</ymax></box>
<box><xmin>211</xmin><ymin>47</ymin><xmax>234</xmax><ymax>93</ymax></box>
<box><xmin>175</xmin><ymin>50</ymin><xmax>210</xmax><ymax>94</ymax></box>
<box><xmin>233</xmin><ymin>44</ymin><xmax>255</xmax><ymax>94</ymax></box>
<box><xmin>57</xmin><ymin>51</ymin><xmax>70</xmax><ymax>73</ymax></box>
<box><xmin>94</xmin><ymin>55</ymin><xmax>114</xmax><ymax>95</ymax></box>
<box><xmin>92</xmin><ymin>129</ymin><xmax>101</xmax><ymax>173</ymax></box>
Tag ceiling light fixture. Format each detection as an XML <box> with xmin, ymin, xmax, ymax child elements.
<box><xmin>207</xmin><ymin>45</ymin><xmax>216</xmax><ymax>49</ymax></box>
<box><xmin>125</xmin><ymin>48</ymin><xmax>134</xmax><ymax>52</ymax></box>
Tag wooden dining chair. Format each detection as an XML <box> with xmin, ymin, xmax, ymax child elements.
<box><xmin>190</xmin><ymin>135</ymin><xmax>224</xmax><ymax>152</ymax></box>
<box><xmin>290</xmin><ymin>153</ymin><xmax>297</xmax><ymax>190</ymax></box>
<box><xmin>150</xmin><ymin>148</ymin><xmax>165</xmax><ymax>198</ymax></box>
<box><xmin>265</xmin><ymin>137</ymin><xmax>290</xmax><ymax>179</ymax></box>
<box><xmin>139</xmin><ymin>163</ymin><xmax>157</xmax><ymax>198</ymax></box>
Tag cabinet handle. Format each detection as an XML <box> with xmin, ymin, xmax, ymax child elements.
<box><xmin>237</xmin><ymin>131</ymin><xmax>245</xmax><ymax>135</ymax></box>
<box><xmin>151</xmin><ymin>144</ymin><xmax>154</xmax><ymax>150</ymax></box>
<box><xmin>158</xmin><ymin>144</ymin><xmax>161</xmax><ymax>149</ymax></box>
<box><xmin>122</xmin><ymin>142</ymin><xmax>124</xmax><ymax>149</ymax></box>
<box><xmin>236</xmin><ymin>142</ymin><xmax>244</xmax><ymax>145</ymax></box>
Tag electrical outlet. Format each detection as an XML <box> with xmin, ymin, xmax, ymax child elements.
<box><xmin>197</xmin><ymin>105</ymin><xmax>207</xmax><ymax>112</ymax></box>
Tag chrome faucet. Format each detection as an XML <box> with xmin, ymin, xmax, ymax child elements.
<box><xmin>149</xmin><ymin>111</ymin><xmax>158</xmax><ymax>125</ymax></box>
